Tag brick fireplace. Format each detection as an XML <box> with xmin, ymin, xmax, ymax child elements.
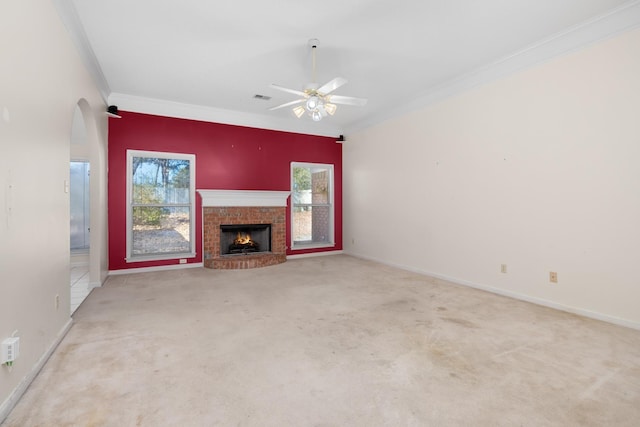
<box><xmin>198</xmin><ymin>190</ymin><xmax>290</xmax><ymax>269</ymax></box>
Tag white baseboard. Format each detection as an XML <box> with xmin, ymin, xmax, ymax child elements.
<box><xmin>346</xmin><ymin>251</ymin><xmax>640</xmax><ymax>331</ymax></box>
<box><xmin>0</xmin><ymin>319</ymin><xmax>73</xmax><ymax>424</ymax></box>
<box><xmin>287</xmin><ymin>250</ymin><xmax>344</xmax><ymax>260</ymax></box>
<box><xmin>109</xmin><ymin>262</ymin><xmax>204</xmax><ymax>276</ymax></box>
<box><xmin>88</xmin><ymin>281</ymin><xmax>102</xmax><ymax>289</ymax></box>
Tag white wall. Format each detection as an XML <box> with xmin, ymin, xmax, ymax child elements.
<box><xmin>344</xmin><ymin>28</ymin><xmax>640</xmax><ymax>328</ymax></box>
<box><xmin>0</xmin><ymin>0</ymin><xmax>108</xmax><ymax>418</ymax></box>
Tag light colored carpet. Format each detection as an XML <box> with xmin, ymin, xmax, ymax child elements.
<box><xmin>3</xmin><ymin>255</ymin><xmax>640</xmax><ymax>426</ymax></box>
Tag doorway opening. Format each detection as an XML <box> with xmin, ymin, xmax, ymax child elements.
<box><xmin>69</xmin><ymin>104</ymin><xmax>91</xmax><ymax>314</ymax></box>
<box><xmin>70</xmin><ymin>161</ymin><xmax>90</xmax><ymax>253</ymax></box>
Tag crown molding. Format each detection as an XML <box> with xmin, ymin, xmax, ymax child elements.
<box><xmin>108</xmin><ymin>92</ymin><xmax>342</xmax><ymax>138</ymax></box>
<box><xmin>346</xmin><ymin>0</ymin><xmax>640</xmax><ymax>133</ymax></box>
<box><xmin>52</xmin><ymin>0</ymin><xmax>110</xmax><ymax>102</ymax></box>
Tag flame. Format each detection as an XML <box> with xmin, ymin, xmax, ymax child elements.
<box><xmin>234</xmin><ymin>231</ymin><xmax>254</xmax><ymax>245</ymax></box>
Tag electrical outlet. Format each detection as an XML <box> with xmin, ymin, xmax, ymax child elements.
<box><xmin>550</xmin><ymin>272</ymin><xmax>558</xmax><ymax>283</ymax></box>
<box><xmin>501</xmin><ymin>264</ymin><xmax>507</xmax><ymax>274</ymax></box>
<box><xmin>1</xmin><ymin>337</ymin><xmax>20</xmax><ymax>364</ymax></box>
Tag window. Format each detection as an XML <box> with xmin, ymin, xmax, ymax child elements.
<box><xmin>291</xmin><ymin>162</ymin><xmax>334</xmax><ymax>250</ymax></box>
<box><xmin>126</xmin><ymin>150</ymin><xmax>196</xmax><ymax>262</ymax></box>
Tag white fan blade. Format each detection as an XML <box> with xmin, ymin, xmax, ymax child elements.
<box><xmin>318</xmin><ymin>77</ymin><xmax>347</xmax><ymax>95</ymax></box>
<box><xmin>269</xmin><ymin>84</ymin><xmax>306</xmax><ymax>97</ymax></box>
<box><xmin>327</xmin><ymin>95</ymin><xmax>368</xmax><ymax>106</ymax></box>
<box><xmin>269</xmin><ymin>99</ymin><xmax>305</xmax><ymax>111</ymax></box>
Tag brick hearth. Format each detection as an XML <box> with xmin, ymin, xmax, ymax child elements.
<box><xmin>203</xmin><ymin>206</ymin><xmax>286</xmax><ymax>269</ymax></box>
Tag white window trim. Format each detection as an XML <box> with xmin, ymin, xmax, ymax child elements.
<box><xmin>126</xmin><ymin>150</ymin><xmax>196</xmax><ymax>262</ymax></box>
<box><xmin>290</xmin><ymin>162</ymin><xmax>335</xmax><ymax>251</ymax></box>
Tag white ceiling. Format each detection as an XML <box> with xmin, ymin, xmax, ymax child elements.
<box><xmin>57</xmin><ymin>0</ymin><xmax>639</xmax><ymax>136</ymax></box>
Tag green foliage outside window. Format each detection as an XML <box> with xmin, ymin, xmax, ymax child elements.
<box><xmin>293</xmin><ymin>167</ymin><xmax>311</xmax><ymax>191</ymax></box>
<box><xmin>132</xmin><ymin>184</ymin><xmax>164</xmax><ymax>226</ymax></box>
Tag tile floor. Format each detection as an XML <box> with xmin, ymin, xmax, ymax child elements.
<box><xmin>70</xmin><ymin>264</ymin><xmax>91</xmax><ymax>315</ymax></box>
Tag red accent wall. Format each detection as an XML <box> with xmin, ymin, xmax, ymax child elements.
<box><xmin>108</xmin><ymin>111</ymin><xmax>342</xmax><ymax>271</ymax></box>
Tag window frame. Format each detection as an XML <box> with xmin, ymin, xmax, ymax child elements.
<box><xmin>290</xmin><ymin>162</ymin><xmax>335</xmax><ymax>251</ymax></box>
<box><xmin>126</xmin><ymin>150</ymin><xmax>196</xmax><ymax>262</ymax></box>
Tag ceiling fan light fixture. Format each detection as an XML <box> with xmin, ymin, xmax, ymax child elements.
<box><xmin>311</xmin><ymin>110</ymin><xmax>323</xmax><ymax>122</ymax></box>
<box><xmin>324</xmin><ymin>103</ymin><xmax>337</xmax><ymax>115</ymax></box>
<box><xmin>292</xmin><ymin>105</ymin><xmax>305</xmax><ymax>118</ymax></box>
<box><xmin>306</xmin><ymin>95</ymin><xmax>320</xmax><ymax>111</ymax></box>
<box><xmin>269</xmin><ymin>38</ymin><xmax>367</xmax><ymax>122</ymax></box>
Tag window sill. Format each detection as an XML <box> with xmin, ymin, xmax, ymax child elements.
<box><xmin>126</xmin><ymin>252</ymin><xmax>196</xmax><ymax>263</ymax></box>
<box><xmin>290</xmin><ymin>242</ymin><xmax>335</xmax><ymax>251</ymax></box>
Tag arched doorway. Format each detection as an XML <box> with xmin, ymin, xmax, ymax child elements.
<box><xmin>69</xmin><ymin>99</ymin><xmax>107</xmax><ymax>314</ymax></box>
<box><xmin>70</xmin><ymin>104</ymin><xmax>91</xmax><ymax>313</ymax></box>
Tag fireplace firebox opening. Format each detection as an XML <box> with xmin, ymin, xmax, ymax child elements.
<box><xmin>220</xmin><ymin>224</ymin><xmax>271</xmax><ymax>256</ymax></box>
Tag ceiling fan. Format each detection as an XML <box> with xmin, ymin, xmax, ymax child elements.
<box><xmin>269</xmin><ymin>39</ymin><xmax>367</xmax><ymax>122</ymax></box>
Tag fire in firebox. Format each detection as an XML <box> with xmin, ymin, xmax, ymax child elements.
<box><xmin>220</xmin><ymin>223</ymin><xmax>270</xmax><ymax>256</ymax></box>
<box><xmin>229</xmin><ymin>231</ymin><xmax>259</xmax><ymax>254</ymax></box>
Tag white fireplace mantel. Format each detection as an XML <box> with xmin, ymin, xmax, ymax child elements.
<box><xmin>197</xmin><ymin>189</ymin><xmax>290</xmax><ymax>207</ymax></box>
